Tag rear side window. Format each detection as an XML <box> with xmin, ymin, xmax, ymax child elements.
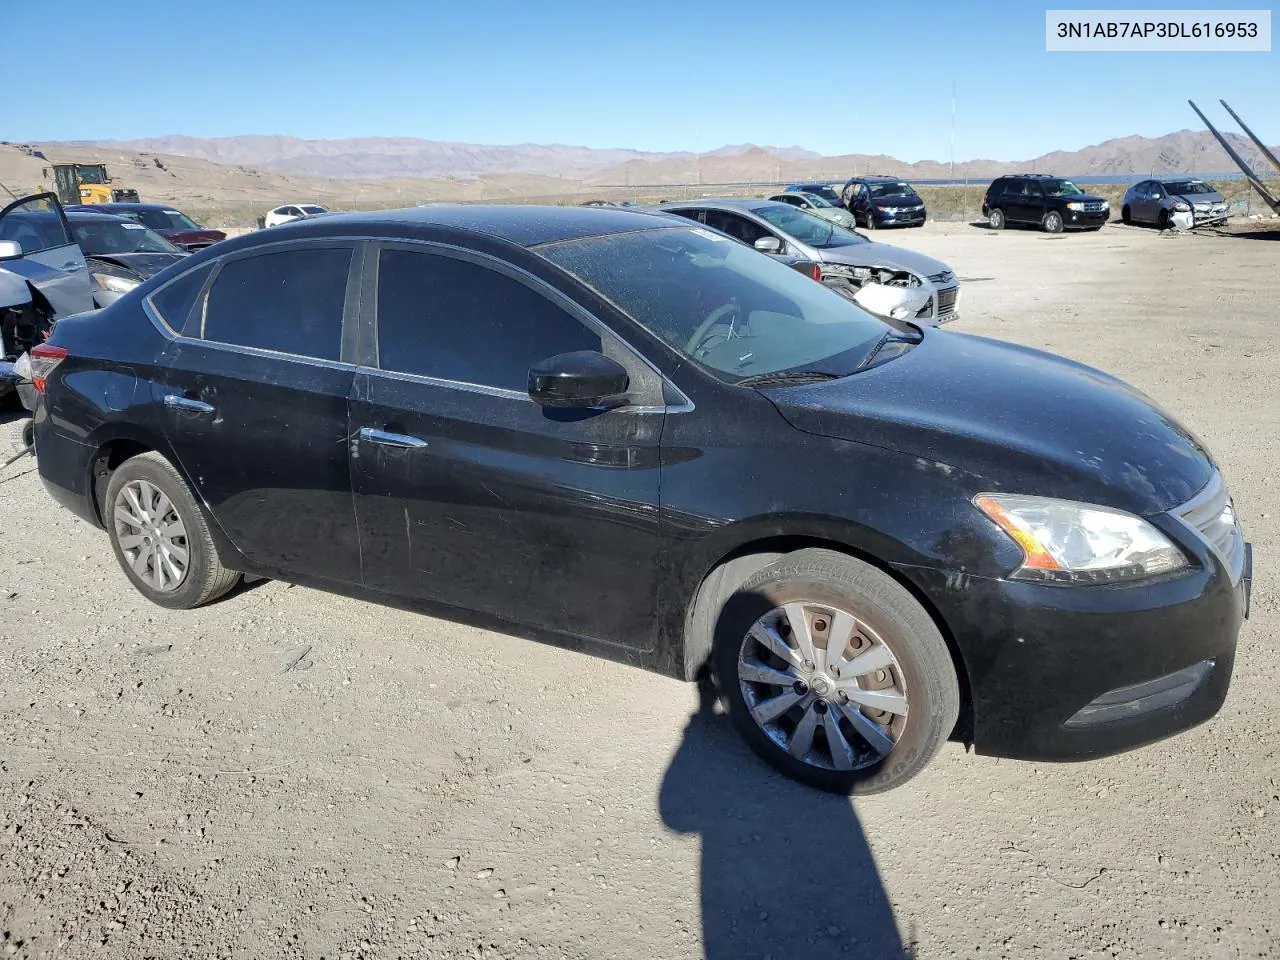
<box><xmin>149</xmin><ymin>263</ymin><xmax>213</xmax><ymax>332</ymax></box>
<box><xmin>202</xmin><ymin>247</ymin><xmax>351</xmax><ymax>360</ymax></box>
<box><xmin>376</xmin><ymin>248</ymin><xmax>601</xmax><ymax>391</ymax></box>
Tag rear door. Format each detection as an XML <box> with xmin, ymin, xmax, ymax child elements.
<box><xmin>0</xmin><ymin>193</ymin><xmax>94</xmax><ymax>317</ymax></box>
<box><xmin>151</xmin><ymin>240</ymin><xmax>364</xmax><ymax>584</ymax></box>
<box><xmin>349</xmin><ymin>242</ymin><xmax>667</xmax><ymax>649</ymax></box>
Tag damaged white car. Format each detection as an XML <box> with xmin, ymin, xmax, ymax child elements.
<box><xmin>658</xmin><ymin>199</ymin><xmax>959</xmax><ymax>326</ymax></box>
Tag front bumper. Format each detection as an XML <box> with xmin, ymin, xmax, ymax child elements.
<box><xmin>876</xmin><ymin>208</ymin><xmax>927</xmax><ymax>226</ymax></box>
<box><xmin>896</xmin><ymin>536</ymin><xmax>1249</xmax><ymax>762</ymax></box>
<box><xmin>1065</xmin><ymin>209</ymin><xmax>1109</xmax><ymax>229</ymax></box>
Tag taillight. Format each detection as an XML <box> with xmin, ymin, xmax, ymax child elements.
<box><xmin>807</xmin><ymin>263</ymin><xmax>822</xmax><ymax>281</ymax></box>
<box><xmin>28</xmin><ymin>343</ymin><xmax>68</xmax><ymax>393</ymax></box>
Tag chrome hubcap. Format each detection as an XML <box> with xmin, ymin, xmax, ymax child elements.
<box><xmin>113</xmin><ymin>480</ymin><xmax>190</xmax><ymax>592</ymax></box>
<box><xmin>738</xmin><ymin>602</ymin><xmax>908</xmax><ymax>771</ymax></box>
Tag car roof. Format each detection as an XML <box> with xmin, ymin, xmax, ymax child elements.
<box><xmin>73</xmin><ymin>202</ymin><xmax>180</xmax><ymax>212</ymax></box>
<box><xmin>658</xmin><ymin>197</ymin><xmax>777</xmax><ymax>212</ymax></box>
<box><xmin>214</xmin><ymin>204</ymin><xmax>692</xmax><ymax>252</ymax></box>
<box><xmin>66</xmin><ymin>211</ymin><xmax>134</xmax><ymax>223</ymax></box>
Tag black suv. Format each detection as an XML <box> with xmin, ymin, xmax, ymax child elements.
<box><xmin>28</xmin><ymin>206</ymin><xmax>1250</xmax><ymax>795</ymax></box>
<box><xmin>982</xmin><ymin>175</ymin><xmax>1110</xmax><ymax>233</ymax></box>
<box><xmin>840</xmin><ymin>176</ymin><xmax>927</xmax><ymax>229</ymax></box>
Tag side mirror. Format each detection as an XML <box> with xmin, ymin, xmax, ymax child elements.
<box><xmin>754</xmin><ymin>236</ymin><xmax>782</xmax><ymax>253</ymax></box>
<box><xmin>0</xmin><ymin>240</ymin><xmax>22</xmax><ymax>260</ymax></box>
<box><xmin>528</xmin><ymin>350</ymin><xmax>629</xmax><ymax>409</ymax></box>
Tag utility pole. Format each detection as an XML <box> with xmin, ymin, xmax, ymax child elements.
<box><xmin>949</xmin><ymin>81</ymin><xmax>957</xmax><ymax>182</ymax></box>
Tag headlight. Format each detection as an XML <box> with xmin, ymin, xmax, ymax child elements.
<box><xmin>1100</xmin><ymin>200</ymin><xmax>1109</xmax><ymax>209</ymax></box>
<box><xmin>92</xmin><ymin>273</ymin><xmax>141</xmax><ymax>295</ymax></box>
<box><xmin>1173</xmin><ymin>200</ymin><xmax>1191</xmax><ymax>212</ymax></box>
<box><xmin>1066</xmin><ymin>202</ymin><xmax>1084</xmax><ymax>211</ymax></box>
<box><xmin>974</xmin><ymin>493</ymin><xmax>1189</xmax><ymax>584</ymax></box>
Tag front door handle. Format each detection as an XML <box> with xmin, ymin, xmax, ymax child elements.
<box><xmin>164</xmin><ymin>394</ymin><xmax>215</xmax><ymax>415</ymax></box>
<box><xmin>359</xmin><ymin>426</ymin><xmax>428</xmax><ymax>449</ymax></box>
<box><xmin>59</xmin><ymin>262</ymin><xmax>84</xmax><ymax>272</ymax></box>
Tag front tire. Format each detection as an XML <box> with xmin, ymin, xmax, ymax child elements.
<box><xmin>862</xmin><ymin>209</ymin><xmax>877</xmax><ymax>230</ymax></box>
<box><xmin>988</xmin><ymin>208</ymin><xmax>1006</xmax><ymax>230</ymax></box>
<box><xmin>105</xmin><ymin>452</ymin><xmax>240</xmax><ymax>610</ymax></box>
<box><xmin>1042</xmin><ymin>210</ymin><xmax>1064</xmax><ymax>233</ymax></box>
<box><xmin>711</xmin><ymin>549</ymin><xmax>960</xmax><ymax>794</ymax></box>
<box><xmin>1121</xmin><ymin>204</ymin><xmax>1132</xmax><ymax>224</ymax></box>
<box><xmin>1158</xmin><ymin>209</ymin><xmax>1170</xmax><ymax>231</ymax></box>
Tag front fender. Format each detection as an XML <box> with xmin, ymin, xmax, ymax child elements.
<box><xmin>0</xmin><ymin>268</ymin><xmax>33</xmax><ymax>310</ymax></box>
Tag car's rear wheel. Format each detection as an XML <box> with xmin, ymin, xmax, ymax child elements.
<box><xmin>988</xmin><ymin>208</ymin><xmax>1006</xmax><ymax>230</ymax></box>
<box><xmin>1043</xmin><ymin>210</ymin><xmax>1064</xmax><ymax>233</ymax></box>
<box><xmin>105</xmin><ymin>452</ymin><xmax>240</xmax><ymax>610</ymax></box>
<box><xmin>711</xmin><ymin>549</ymin><xmax>960</xmax><ymax>794</ymax></box>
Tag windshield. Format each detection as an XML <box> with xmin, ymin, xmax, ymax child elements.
<box><xmin>798</xmin><ymin>185</ymin><xmax>842</xmax><ymax>205</ymax></box>
<box><xmin>76</xmin><ymin>166</ymin><xmax>108</xmax><ymax>185</ymax></box>
<box><xmin>868</xmin><ymin>182</ymin><xmax>917</xmax><ymax>199</ymax></box>
<box><xmin>1041</xmin><ymin>179</ymin><xmax>1084</xmax><ymax>197</ymax></box>
<box><xmin>538</xmin><ymin>226</ymin><xmax>890</xmax><ymax>381</ymax></box>
<box><xmin>70</xmin><ymin>218</ymin><xmax>182</xmax><ymax>255</ymax></box>
<box><xmin>800</xmin><ymin>193</ymin><xmax>834</xmax><ymax>208</ymax></box>
<box><xmin>300</xmin><ymin>205</ymin><xmax>327</xmax><ymax>215</ymax></box>
<box><xmin>1161</xmin><ymin>180</ymin><xmax>1213</xmax><ymax>195</ymax></box>
<box><xmin>751</xmin><ymin>204</ymin><xmax>868</xmax><ymax>249</ymax></box>
<box><xmin>126</xmin><ymin>207</ymin><xmax>202</xmax><ymax>232</ymax></box>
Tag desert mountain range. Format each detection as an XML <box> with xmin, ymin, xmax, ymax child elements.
<box><xmin>1</xmin><ymin>128</ymin><xmax>1274</xmax><ymax>225</ymax></box>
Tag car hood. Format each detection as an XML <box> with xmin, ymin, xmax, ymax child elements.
<box><xmin>87</xmin><ymin>252</ymin><xmax>188</xmax><ymax>279</ymax></box>
<box><xmin>767</xmin><ymin>331</ymin><xmax>1214</xmax><ymax>515</ymax></box>
<box><xmin>164</xmin><ymin>228</ymin><xmax>226</xmax><ymax>245</ymax></box>
<box><xmin>872</xmin><ymin>194</ymin><xmax>924</xmax><ymax>208</ymax></box>
<box><xmin>817</xmin><ymin>240</ymin><xmax>950</xmax><ymax>278</ymax></box>
<box><xmin>1175</xmin><ymin>191</ymin><xmax>1226</xmax><ymax>204</ymax></box>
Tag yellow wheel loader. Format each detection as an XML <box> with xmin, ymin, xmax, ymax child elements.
<box><xmin>42</xmin><ymin>162</ymin><xmax>140</xmax><ymax>205</ymax></box>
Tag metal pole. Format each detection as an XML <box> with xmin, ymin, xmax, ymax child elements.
<box><xmin>949</xmin><ymin>81</ymin><xmax>956</xmax><ymax>182</ymax></box>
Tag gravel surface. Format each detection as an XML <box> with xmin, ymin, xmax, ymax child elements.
<box><xmin>1</xmin><ymin>220</ymin><xmax>1277</xmax><ymax>960</ymax></box>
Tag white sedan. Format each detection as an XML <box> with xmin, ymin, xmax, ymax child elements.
<box><xmin>264</xmin><ymin>204</ymin><xmax>329</xmax><ymax>227</ymax></box>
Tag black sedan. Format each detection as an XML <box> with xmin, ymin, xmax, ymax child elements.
<box><xmin>66</xmin><ymin>211</ymin><xmax>187</xmax><ymax>307</ymax></box>
<box><xmin>28</xmin><ymin>206</ymin><xmax>1250</xmax><ymax>793</ymax></box>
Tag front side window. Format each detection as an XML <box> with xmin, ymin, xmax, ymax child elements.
<box><xmin>750</xmin><ymin>204</ymin><xmax>868</xmax><ymax>249</ymax></box>
<box><xmin>376</xmin><ymin>248</ymin><xmax>601</xmax><ymax>391</ymax></box>
<box><xmin>0</xmin><ymin>196</ymin><xmax>73</xmax><ymax>254</ymax></box>
<box><xmin>539</xmin><ymin>226</ymin><xmax>890</xmax><ymax>381</ymax></box>
<box><xmin>202</xmin><ymin>246</ymin><xmax>351</xmax><ymax>360</ymax></box>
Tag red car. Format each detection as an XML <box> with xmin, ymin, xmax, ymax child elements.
<box><xmin>66</xmin><ymin>203</ymin><xmax>226</xmax><ymax>251</ymax></box>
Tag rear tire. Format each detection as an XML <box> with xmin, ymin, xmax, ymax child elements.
<box><xmin>105</xmin><ymin>451</ymin><xmax>240</xmax><ymax>610</ymax></box>
<box><xmin>988</xmin><ymin>208</ymin><xmax>1006</xmax><ymax>230</ymax></box>
<box><xmin>710</xmin><ymin>549</ymin><xmax>960</xmax><ymax>794</ymax></box>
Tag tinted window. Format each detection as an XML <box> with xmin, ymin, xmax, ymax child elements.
<box><xmin>703</xmin><ymin>211</ymin><xmax>770</xmax><ymax>245</ymax></box>
<box><xmin>203</xmin><ymin>247</ymin><xmax>350</xmax><ymax>360</ymax></box>
<box><xmin>150</xmin><ymin>263</ymin><xmax>214</xmax><ymax>330</ymax></box>
<box><xmin>376</xmin><ymin>249</ymin><xmax>601</xmax><ymax>391</ymax></box>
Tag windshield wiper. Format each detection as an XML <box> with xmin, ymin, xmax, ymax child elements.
<box><xmin>736</xmin><ymin>370</ymin><xmax>839</xmax><ymax>388</ymax></box>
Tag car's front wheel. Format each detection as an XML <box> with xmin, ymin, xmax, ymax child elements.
<box><xmin>105</xmin><ymin>452</ymin><xmax>240</xmax><ymax>610</ymax></box>
<box><xmin>1043</xmin><ymin>210</ymin><xmax>1064</xmax><ymax>233</ymax></box>
<box><xmin>711</xmin><ymin>549</ymin><xmax>960</xmax><ymax>794</ymax></box>
<box><xmin>1121</xmin><ymin>204</ymin><xmax>1132</xmax><ymax>224</ymax></box>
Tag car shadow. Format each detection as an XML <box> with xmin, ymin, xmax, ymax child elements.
<box><xmin>659</xmin><ymin>678</ymin><xmax>912</xmax><ymax>960</ymax></box>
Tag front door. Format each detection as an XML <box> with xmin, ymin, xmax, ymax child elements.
<box><xmin>0</xmin><ymin>193</ymin><xmax>94</xmax><ymax>317</ymax></box>
<box><xmin>350</xmin><ymin>243</ymin><xmax>665</xmax><ymax>649</ymax></box>
<box><xmin>152</xmin><ymin>241</ymin><xmax>364</xmax><ymax>584</ymax></box>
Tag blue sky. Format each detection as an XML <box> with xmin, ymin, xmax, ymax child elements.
<box><xmin>6</xmin><ymin>0</ymin><xmax>1277</xmax><ymax>161</ymax></box>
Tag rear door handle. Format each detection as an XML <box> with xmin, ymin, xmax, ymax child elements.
<box><xmin>164</xmin><ymin>394</ymin><xmax>215</xmax><ymax>415</ymax></box>
<box><xmin>359</xmin><ymin>426</ymin><xmax>428</xmax><ymax>449</ymax></box>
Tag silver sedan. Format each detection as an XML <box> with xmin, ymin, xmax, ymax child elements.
<box><xmin>658</xmin><ymin>199</ymin><xmax>960</xmax><ymax>325</ymax></box>
<box><xmin>1121</xmin><ymin>178</ymin><xmax>1229</xmax><ymax>229</ymax></box>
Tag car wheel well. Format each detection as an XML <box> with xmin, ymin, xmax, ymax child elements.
<box><xmin>89</xmin><ymin>439</ymin><xmax>154</xmax><ymax>526</ymax></box>
<box><xmin>684</xmin><ymin>535</ymin><xmax>974</xmax><ymax>746</ymax></box>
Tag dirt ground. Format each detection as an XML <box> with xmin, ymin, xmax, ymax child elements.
<box><xmin>0</xmin><ymin>218</ymin><xmax>1277</xmax><ymax>960</ymax></box>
